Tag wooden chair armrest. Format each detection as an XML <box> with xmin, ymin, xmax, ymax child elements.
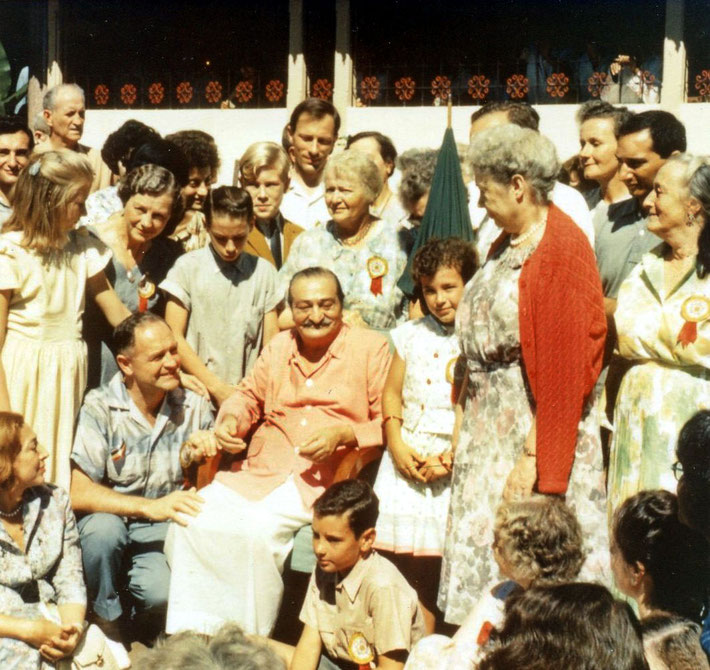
<box><xmin>334</xmin><ymin>447</ymin><xmax>383</xmax><ymax>482</ymax></box>
<box><xmin>183</xmin><ymin>452</ymin><xmax>223</xmax><ymax>490</ymax></box>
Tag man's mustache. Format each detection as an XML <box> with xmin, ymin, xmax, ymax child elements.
<box><xmin>302</xmin><ymin>318</ymin><xmax>334</xmax><ymax>328</ymax></box>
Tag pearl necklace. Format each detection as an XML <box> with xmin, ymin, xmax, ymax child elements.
<box><xmin>509</xmin><ymin>217</ymin><xmax>546</xmax><ymax>247</ymax></box>
<box><xmin>0</xmin><ymin>501</ymin><xmax>22</xmax><ymax>519</ymax></box>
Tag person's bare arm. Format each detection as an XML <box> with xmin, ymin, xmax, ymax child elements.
<box><xmin>87</xmin><ymin>271</ymin><xmax>131</xmax><ymax>327</ymax></box>
<box><xmin>0</xmin><ymin>289</ymin><xmax>11</xmax><ymax>411</ymax></box>
<box><xmin>262</xmin><ymin>309</ymin><xmax>279</xmax><ymax>346</ymax></box>
<box><xmin>290</xmin><ymin>624</ymin><xmax>322</xmax><ymax>670</ymax></box>
<box><xmin>164</xmin><ymin>297</ymin><xmax>234</xmax><ymax>406</ymax></box>
<box><xmin>278</xmin><ymin>304</ymin><xmax>295</xmax><ymax>330</ymax></box>
<box><xmin>70</xmin><ymin>467</ymin><xmax>203</xmax><ymax>526</ymax></box>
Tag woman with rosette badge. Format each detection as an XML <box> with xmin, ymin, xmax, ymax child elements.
<box><xmin>278</xmin><ymin>151</ymin><xmax>409</xmax><ymax>331</ymax></box>
<box><xmin>609</xmin><ymin>154</ymin><xmax>710</xmax><ymax>519</ymax></box>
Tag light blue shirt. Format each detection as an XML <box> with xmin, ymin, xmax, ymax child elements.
<box><xmin>71</xmin><ymin>373</ymin><xmax>214</xmax><ymax>499</ymax></box>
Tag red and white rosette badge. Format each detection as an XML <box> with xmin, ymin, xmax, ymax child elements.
<box><xmin>137</xmin><ymin>279</ymin><xmax>156</xmax><ymax>313</ymax></box>
<box><xmin>367</xmin><ymin>256</ymin><xmax>388</xmax><ymax>296</ymax></box>
<box><xmin>677</xmin><ymin>295</ymin><xmax>710</xmax><ymax>347</ymax></box>
<box><xmin>348</xmin><ymin>632</ymin><xmax>375</xmax><ymax>670</ymax></box>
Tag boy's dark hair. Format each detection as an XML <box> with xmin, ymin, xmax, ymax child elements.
<box><xmin>313</xmin><ymin>480</ymin><xmax>379</xmax><ymax>538</ymax></box>
<box><xmin>470</xmin><ymin>102</ymin><xmax>540</xmax><ymax>131</ymax></box>
<box><xmin>101</xmin><ymin>119</ymin><xmax>159</xmax><ymax>175</ymax></box>
<box><xmin>206</xmin><ymin>186</ymin><xmax>253</xmax><ymax>227</ymax></box>
<box><xmin>165</xmin><ymin>129</ymin><xmax>221</xmax><ymax>173</ymax></box>
<box><xmin>618</xmin><ymin>110</ymin><xmax>686</xmax><ymax>158</ymax></box>
<box><xmin>113</xmin><ymin>312</ymin><xmax>166</xmax><ymax>355</ymax></box>
<box><xmin>289</xmin><ymin>97</ymin><xmax>341</xmax><ymax>135</ymax></box>
<box><xmin>346</xmin><ymin>131</ymin><xmax>397</xmax><ymax>166</ymax></box>
<box><xmin>412</xmin><ymin>237</ymin><xmax>478</xmax><ymax>287</ymax></box>
<box><xmin>0</xmin><ymin>115</ymin><xmax>33</xmax><ymax>150</ymax></box>
<box><xmin>287</xmin><ymin>266</ymin><xmax>344</xmax><ymax>308</ymax></box>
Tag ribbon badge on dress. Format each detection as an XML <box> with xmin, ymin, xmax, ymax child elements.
<box><xmin>137</xmin><ymin>277</ymin><xmax>156</xmax><ymax>313</ymax></box>
<box><xmin>677</xmin><ymin>295</ymin><xmax>710</xmax><ymax>347</ymax></box>
<box><xmin>347</xmin><ymin>632</ymin><xmax>375</xmax><ymax>669</ymax></box>
<box><xmin>367</xmin><ymin>256</ymin><xmax>388</xmax><ymax>296</ymax></box>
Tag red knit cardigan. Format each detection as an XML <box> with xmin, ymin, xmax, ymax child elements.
<box><xmin>517</xmin><ymin>204</ymin><xmax>606</xmax><ymax>494</ymax></box>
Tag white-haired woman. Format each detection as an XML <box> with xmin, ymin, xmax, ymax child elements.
<box><xmin>278</xmin><ymin>151</ymin><xmax>409</xmax><ymax>330</ymax></box>
<box><xmin>438</xmin><ymin>124</ymin><xmax>609</xmax><ymax>624</ymax></box>
<box><xmin>609</xmin><ymin>155</ymin><xmax>710</xmax><ymax>518</ymax></box>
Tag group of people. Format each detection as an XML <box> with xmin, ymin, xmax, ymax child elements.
<box><xmin>0</xmin><ymin>81</ymin><xmax>709</xmax><ymax>670</ymax></box>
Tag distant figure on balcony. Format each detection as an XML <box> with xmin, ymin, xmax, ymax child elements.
<box><xmin>166</xmin><ymin>129</ymin><xmax>221</xmax><ymax>252</ymax></box>
<box><xmin>280</xmin><ymin>98</ymin><xmax>339</xmax><ymax>231</ymax></box>
<box><xmin>40</xmin><ymin>84</ymin><xmax>112</xmax><ymax>193</ymax></box>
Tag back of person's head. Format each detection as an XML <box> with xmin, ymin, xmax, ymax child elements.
<box><xmin>412</xmin><ymin>237</ymin><xmax>478</xmax><ymax>287</ymax></box>
<box><xmin>133</xmin><ymin>623</ymin><xmax>285</xmax><ymax>670</ymax></box>
<box><xmin>345</xmin><ymin>131</ymin><xmax>397</xmax><ymax>166</ymax></box>
<box><xmin>677</xmin><ymin>410</ymin><xmax>710</xmax><ymax>539</ymax></box>
<box><xmin>0</xmin><ymin>115</ymin><xmax>33</xmax><ymax>149</ymax></box>
<box><xmin>493</xmin><ymin>497</ymin><xmax>585</xmax><ymax>585</ymax></box>
<box><xmin>2</xmin><ymin>149</ymin><xmax>93</xmax><ymax>251</ymax></box>
<box><xmin>479</xmin><ymin>583</ymin><xmax>648</xmax><ymax>670</ymax></box>
<box><xmin>470</xmin><ymin>101</ymin><xmax>540</xmax><ymax>131</ymax></box>
<box><xmin>206</xmin><ymin>186</ymin><xmax>253</xmax><ymax>225</ymax></box>
<box><xmin>288</xmin><ymin>97</ymin><xmax>340</xmax><ymax>135</ymax></box>
<box><xmin>313</xmin><ymin>480</ymin><xmax>378</xmax><ymax>538</ymax></box>
<box><xmin>239</xmin><ymin>142</ymin><xmax>290</xmax><ymax>184</ymax></box>
<box><xmin>0</xmin><ymin>411</ymin><xmax>25</xmax><ymax>488</ymax></box>
<box><xmin>613</xmin><ymin>490</ymin><xmax>710</xmax><ymax>622</ymax></box>
<box><xmin>397</xmin><ymin>148</ymin><xmax>438</xmax><ymax>212</ymax></box>
<box><xmin>165</xmin><ymin>129</ymin><xmax>220</xmax><ymax>174</ymax></box>
<box><xmin>641</xmin><ymin>612</ymin><xmax>710</xmax><ymax>670</ymax></box>
<box><xmin>100</xmin><ymin>120</ymin><xmax>159</xmax><ymax>175</ymax></box>
<box><xmin>618</xmin><ymin>111</ymin><xmax>687</xmax><ymax>158</ymax></box>
<box><xmin>127</xmin><ymin>137</ymin><xmax>190</xmax><ymax>187</ymax></box>
<box><xmin>113</xmin><ymin>312</ymin><xmax>167</xmax><ymax>356</ymax></box>
<box><xmin>32</xmin><ymin>111</ymin><xmax>50</xmax><ymax>136</ymax></box>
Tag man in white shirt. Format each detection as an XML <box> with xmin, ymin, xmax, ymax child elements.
<box><xmin>280</xmin><ymin>98</ymin><xmax>339</xmax><ymax>230</ymax></box>
<box><xmin>0</xmin><ymin>116</ymin><xmax>32</xmax><ymax>225</ymax></box>
<box><xmin>468</xmin><ymin>101</ymin><xmax>594</xmax><ymax>262</ymax></box>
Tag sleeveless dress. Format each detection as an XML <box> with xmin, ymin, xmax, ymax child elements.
<box><xmin>373</xmin><ymin>315</ymin><xmax>461</xmax><ymax>556</ymax></box>
<box><xmin>437</xmin><ymin>235</ymin><xmax>610</xmax><ymax>625</ymax></box>
<box><xmin>0</xmin><ymin>228</ymin><xmax>111</xmax><ymax>487</ymax></box>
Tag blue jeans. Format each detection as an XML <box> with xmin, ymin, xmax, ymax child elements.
<box><xmin>78</xmin><ymin>513</ymin><xmax>170</xmax><ymax>622</ymax></box>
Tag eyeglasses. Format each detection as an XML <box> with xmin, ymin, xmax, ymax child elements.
<box><xmin>672</xmin><ymin>461</ymin><xmax>684</xmax><ymax>481</ymax></box>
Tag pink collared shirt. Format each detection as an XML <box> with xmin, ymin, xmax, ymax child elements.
<box><xmin>215</xmin><ymin>324</ymin><xmax>391</xmax><ymax>508</ymax></box>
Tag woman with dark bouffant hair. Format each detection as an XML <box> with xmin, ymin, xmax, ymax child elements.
<box><xmin>611</xmin><ymin>489</ymin><xmax>710</xmax><ymax>624</ymax></box>
<box><xmin>675</xmin><ymin>409</ymin><xmax>710</xmax><ymax>540</ymax></box>
<box><xmin>477</xmin><ymin>583</ymin><xmax>649</xmax><ymax>670</ymax></box>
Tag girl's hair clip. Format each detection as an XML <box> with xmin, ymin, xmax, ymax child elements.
<box><xmin>28</xmin><ymin>161</ymin><xmax>41</xmax><ymax>176</ymax></box>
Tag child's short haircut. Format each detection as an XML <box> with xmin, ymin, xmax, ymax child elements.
<box><xmin>412</xmin><ymin>237</ymin><xmax>478</xmax><ymax>286</ymax></box>
<box><xmin>206</xmin><ymin>186</ymin><xmax>253</xmax><ymax>227</ymax></box>
<box><xmin>313</xmin><ymin>480</ymin><xmax>379</xmax><ymax>538</ymax></box>
<box><xmin>494</xmin><ymin>497</ymin><xmax>585</xmax><ymax>584</ymax></box>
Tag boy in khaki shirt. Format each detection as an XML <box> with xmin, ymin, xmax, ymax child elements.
<box><xmin>290</xmin><ymin>480</ymin><xmax>426</xmax><ymax>670</ymax></box>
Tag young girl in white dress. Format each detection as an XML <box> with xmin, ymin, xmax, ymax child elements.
<box><xmin>373</xmin><ymin>237</ymin><xmax>477</xmax><ymax>631</ymax></box>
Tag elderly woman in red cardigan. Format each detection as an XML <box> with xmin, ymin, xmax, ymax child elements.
<box><xmin>437</xmin><ymin>123</ymin><xmax>611</xmax><ymax>625</ymax></box>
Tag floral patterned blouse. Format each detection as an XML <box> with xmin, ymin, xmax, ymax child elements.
<box><xmin>277</xmin><ymin>219</ymin><xmax>410</xmax><ymax>330</ymax></box>
<box><xmin>0</xmin><ymin>485</ymin><xmax>86</xmax><ymax>669</ymax></box>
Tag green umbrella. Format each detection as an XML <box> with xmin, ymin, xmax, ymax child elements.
<box><xmin>398</xmin><ymin>122</ymin><xmax>473</xmax><ymax>298</ymax></box>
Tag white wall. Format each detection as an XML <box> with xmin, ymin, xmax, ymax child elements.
<box><xmin>81</xmin><ymin>104</ymin><xmax>710</xmax><ymax>185</ymax></box>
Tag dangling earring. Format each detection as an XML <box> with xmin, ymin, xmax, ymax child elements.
<box><xmin>686</xmin><ymin>212</ymin><xmax>698</xmax><ymax>227</ymax></box>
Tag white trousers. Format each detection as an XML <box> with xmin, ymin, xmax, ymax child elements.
<box><xmin>164</xmin><ymin>476</ymin><xmax>312</xmax><ymax>636</ymax></box>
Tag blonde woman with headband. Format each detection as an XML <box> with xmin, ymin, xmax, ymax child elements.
<box><xmin>0</xmin><ymin>150</ymin><xmax>130</xmax><ymax>488</ymax></box>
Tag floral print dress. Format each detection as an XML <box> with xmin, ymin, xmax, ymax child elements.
<box><xmin>438</xmin><ymin>237</ymin><xmax>610</xmax><ymax>625</ymax></box>
<box><xmin>373</xmin><ymin>315</ymin><xmax>461</xmax><ymax>556</ymax></box>
<box><xmin>609</xmin><ymin>248</ymin><xmax>710</xmax><ymax>520</ymax></box>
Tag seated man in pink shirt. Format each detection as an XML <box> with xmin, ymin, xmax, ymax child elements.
<box><xmin>164</xmin><ymin>266</ymin><xmax>391</xmax><ymax>636</ymax></box>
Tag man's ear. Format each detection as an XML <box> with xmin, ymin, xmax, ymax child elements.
<box><xmin>42</xmin><ymin>108</ymin><xmax>53</xmax><ymax>129</ymax></box>
<box><xmin>116</xmin><ymin>353</ymin><xmax>132</xmax><ymax>378</ymax></box>
<box><xmin>631</xmin><ymin>560</ymin><xmax>647</xmax><ymax>584</ymax></box>
<box><xmin>359</xmin><ymin>527</ymin><xmax>376</xmax><ymax>554</ymax></box>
